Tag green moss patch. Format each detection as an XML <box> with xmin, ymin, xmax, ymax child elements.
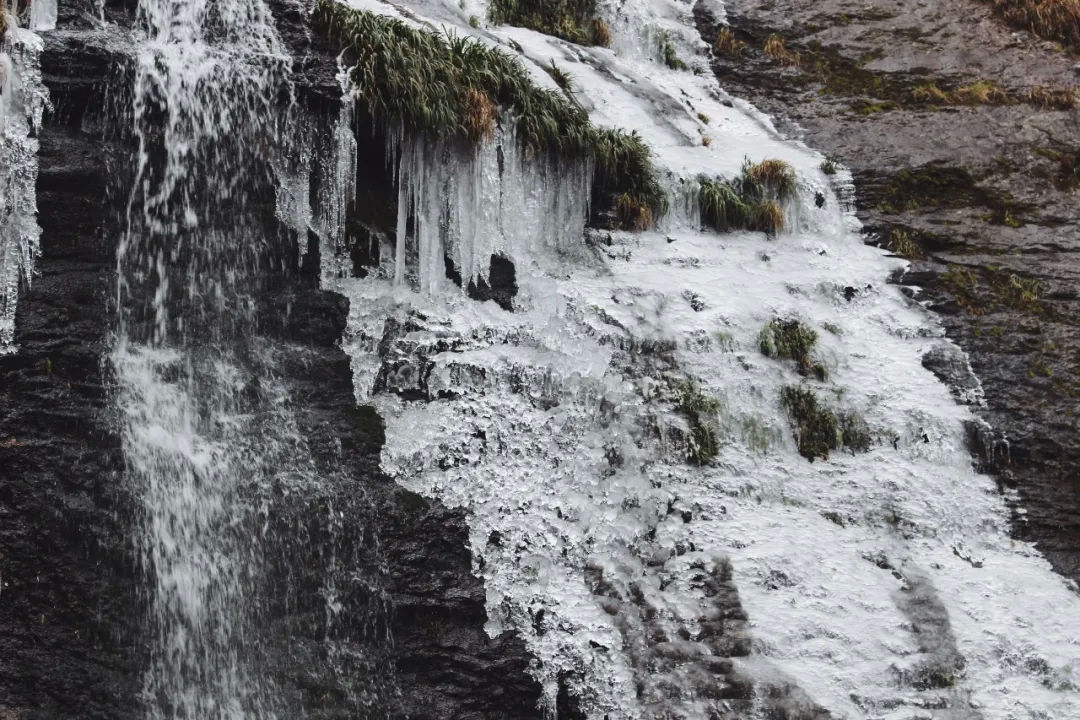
<box><xmin>488</xmin><ymin>0</ymin><xmax>611</xmax><ymax>46</ymax></box>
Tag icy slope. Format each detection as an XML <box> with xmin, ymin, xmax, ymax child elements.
<box><xmin>316</xmin><ymin>0</ymin><xmax>1080</xmax><ymax>718</ymax></box>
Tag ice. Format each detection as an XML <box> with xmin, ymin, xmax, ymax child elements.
<box><xmin>0</xmin><ymin>20</ymin><xmax>47</xmax><ymax>353</ymax></box>
<box><xmin>319</xmin><ymin>0</ymin><xmax>1080</xmax><ymax>718</ymax></box>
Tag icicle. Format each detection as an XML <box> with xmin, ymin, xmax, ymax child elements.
<box><xmin>0</xmin><ymin>20</ymin><xmax>47</xmax><ymax>352</ymax></box>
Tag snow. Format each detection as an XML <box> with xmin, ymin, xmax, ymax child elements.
<box><xmin>321</xmin><ymin>0</ymin><xmax>1080</xmax><ymax>716</ymax></box>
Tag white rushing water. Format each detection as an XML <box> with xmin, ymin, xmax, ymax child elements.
<box><xmin>114</xmin><ymin>0</ymin><xmax>300</xmax><ymax>717</ymax></box>
<box><xmin>0</xmin><ymin>8</ymin><xmax>47</xmax><ymax>352</ymax></box>
<box><xmin>311</xmin><ymin>0</ymin><xmax>1080</xmax><ymax>718</ymax></box>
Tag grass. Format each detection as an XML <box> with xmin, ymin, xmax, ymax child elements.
<box><xmin>912</xmin><ymin>80</ymin><xmax>1076</xmax><ymax>109</ymax></box>
<box><xmin>714</xmin><ymin>27</ymin><xmax>746</xmax><ymax>58</ymax></box>
<box><xmin>489</xmin><ymin>0</ymin><xmax>612</xmax><ymax>46</ymax></box>
<box><xmin>315</xmin><ymin>1</ymin><xmax>666</xmax><ymax>228</ymax></box>
<box><xmin>885</xmin><ymin>229</ymin><xmax>924</xmax><ymax>260</ymax></box>
<box><xmin>911</xmin><ymin>80</ymin><xmax>1009</xmax><ymax>106</ymax></box>
<box><xmin>699</xmin><ymin>178</ymin><xmax>753</xmax><ymax>230</ymax></box>
<box><xmin>981</xmin><ymin>0</ymin><xmax>1080</xmax><ymax>51</ymax></box>
<box><xmin>546</xmin><ymin>60</ymin><xmax>573</xmax><ymax>94</ymax></box>
<box><xmin>779</xmin><ymin>386</ymin><xmax>841</xmax><ymax>461</ymax></box>
<box><xmin>675</xmin><ymin>380</ymin><xmax>723</xmax><ymax>465</ymax></box>
<box><xmin>698</xmin><ymin>159</ymin><xmax>797</xmax><ymax>235</ymax></box>
<box><xmin>743</xmin><ymin>159</ymin><xmax>798</xmax><ymax>201</ymax></box>
<box><xmin>759</xmin><ymin>318</ymin><xmax>825</xmax><ymax>378</ymax></box>
<box><xmin>592</xmin><ymin>128</ymin><xmax>668</xmax><ymax>229</ymax></box>
<box><xmin>1023</xmin><ymin>85</ymin><xmax>1079</xmax><ymax>109</ymax></box>
<box><xmin>658</xmin><ymin>30</ymin><xmax>688</xmax><ymax>70</ymax></box>
<box><xmin>763</xmin><ymin>33</ymin><xmax>800</xmax><ymax>66</ymax></box>
<box><xmin>820</xmin><ymin>157</ymin><xmax>838</xmax><ymax>175</ymax></box>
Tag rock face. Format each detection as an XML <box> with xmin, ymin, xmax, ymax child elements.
<box><xmin>0</xmin><ymin>5</ymin><xmax>542</xmax><ymax>719</ymax></box>
<box><xmin>695</xmin><ymin>0</ymin><xmax>1080</xmax><ymax>581</ymax></box>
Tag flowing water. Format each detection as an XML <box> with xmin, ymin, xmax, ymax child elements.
<box><xmin>4</xmin><ymin>0</ymin><xmax>1080</xmax><ymax>717</ymax></box>
<box><xmin>114</xmin><ymin>0</ymin><xmax>394</xmax><ymax>717</ymax></box>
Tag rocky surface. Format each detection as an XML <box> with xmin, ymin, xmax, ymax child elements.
<box><xmin>695</xmin><ymin>0</ymin><xmax>1080</xmax><ymax>581</ymax></box>
<box><xmin>0</xmin><ymin>5</ymin><xmax>542</xmax><ymax>718</ymax></box>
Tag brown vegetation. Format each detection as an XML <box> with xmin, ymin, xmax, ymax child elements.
<box><xmin>982</xmin><ymin>0</ymin><xmax>1080</xmax><ymax>50</ymax></box>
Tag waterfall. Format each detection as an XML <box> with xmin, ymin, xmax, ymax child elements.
<box><xmin>0</xmin><ymin>12</ymin><xmax>47</xmax><ymax>352</ymax></box>
<box><xmin>113</xmin><ymin>0</ymin><xmax>395</xmax><ymax>717</ymax></box>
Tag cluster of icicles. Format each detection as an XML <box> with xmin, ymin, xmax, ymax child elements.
<box><xmin>277</xmin><ymin>66</ymin><xmax>592</xmax><ymax>295</ymax></box>
<box><xmin>0</xmin><ymin>1</ymin><xmax>53</xmax><ymax>350</ymax></box>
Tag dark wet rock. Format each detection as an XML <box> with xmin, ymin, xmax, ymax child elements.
<box><xmin>695</xmin><ymin>0</ymin><xmax>1080</xmax><ymax>582</ymax></box>
<box><xmin>0</xmin><ymin>9</ymin><xmax>543</xmax><ymax>720</ymax></box>
<box><xmin>922</xmin><ymin>343</ymin><xmax>984</xmax><ymax>406</ymax></box>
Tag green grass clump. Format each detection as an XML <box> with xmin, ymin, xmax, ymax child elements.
<box><xmin>658</xmin><ymin>31</ymin><xmax>688</xmax><ymax>70</ymax></box>
<box><xmin>779</xmin><ymin>386</ymin><xmax>841</xmax><ymax>461</ymax></box>
<box><xmin>699</xmin><ymin>178</ymin><xmax>753</xmax><ymax>230</ymax></box>
<box><xmin>593</xmin><ymin>128</ymin><xmax>668</xmax><ymax>229</ymax></box>
<box><xmin>315</xmin><ymin>1</ymin><xmax>666</xmax><ymax>228</ymax></box>
<box><xmin>546</xmin><ymin>60</ymin><xmax>573</xmax><ymax>94</ymax></box>
<box><xmin>759</xmin><ymin>318</ymin><xmax>825</xmax><ymax>378</ymax></box>
<box><xmin>675</xmin><ymin>380</ymin><xmax>723</xmax><ymax>465</ymax></box>
<box><xmin>698</xmin><ymin>158</ymin><xmax>797</xmax><ymax>235</ymax></box>
<box><xmin>489</xmin><ymin>0</ymin><xmax>611</xmax><ymax>46</ymax></box>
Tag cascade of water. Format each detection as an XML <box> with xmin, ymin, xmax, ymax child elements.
<box><xmin>0</xmin><ymin>13</ymin><xmax>47</xmax><ymax>352</ymax></box>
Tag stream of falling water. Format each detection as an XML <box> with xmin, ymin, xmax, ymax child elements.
<box><xmin>113</xmin><ymin>0</ymin><xmax>293</xmax><ymax>715</ymax></box>
<box><xmin>109</xmin><ymin>0</ymin><xmax>403</xmax><ymax>716</ymax></box>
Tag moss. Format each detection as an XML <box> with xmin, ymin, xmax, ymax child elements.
<box><xmin>315</xmin><ymin>1</ymin><xmax>665</xmax><ymax>228</ymax></box>
<box><xmin>779</xmin><ymin>386</ymin><xmax>841</xmax><ymax>461</ymax></box>
<box><xmin>874</xmin><ymin>165</ymin><xmax>1020</xmax><ymax>215</ymax></box>
<box><xmin>488</xmin><ymin>0</ymin><xmax>611</xmax><ymax>46</ymax></box>
<box><xmin>759</xmin><ymin>318</ymin><xmax>819</xmax><ymax>375</ymax></box>
<box><xmin>675</xmin><ymin>380</ymin><xmax>723</xmax><ymax>465</ymax></box>
<box><xmin>1035</xmin><ymin>146</ymin><xmax>1080</xmax><ymax>189</ymax></box>
<box><xmin>851</xmin><ymin>99</ymin><xmax>897</xmax><ymax>115</ymax></box>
